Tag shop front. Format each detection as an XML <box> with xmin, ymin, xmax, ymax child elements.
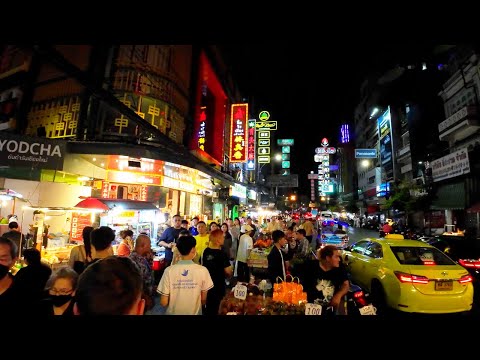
<box><xmin>82</xmin><ymin>155</ymin><xmax>214</xmax><ymax>223</ymax></box>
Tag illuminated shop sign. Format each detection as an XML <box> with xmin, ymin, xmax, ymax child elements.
<box><xmin>163</xmin><ymin>176</ymin><xmax>195</xmax><ymax>193</ymax></box>
<box><xmin>247</xmin><ymin>119</ymin><xmax>256</xmax><ymax>170</ymax></box>
<box><xmin>197</xmin><ymin>106</ymin><xmax>207</xmax><ymax>151</ymax></box>
<box><xmin>341</xmin><ymin>124</ymin><xmax>350</xmax><ymax>144</ymax></box>
<box><xmin>376</xmin><ymin>182</ymin><xmax>390</xmax><ymax>197</ymax></box>
<box><xmin>230</xmin><ymin>103</ymin><xmax>248</xmax><ymax>163</ymax></box>
<box><xmin>107</xmin><ymin>170</ymin><xmax>161</xmax><ymax>185</ymax></box>
<box><xmin>258</xmin><ymin>110</ymin><xmax>270</xmax><ymax>121</ymax></box>
<box><xmin>255</xmin><ymin>121</ymin><xmax>277</xmax><ymax>130</ymax></box>
<box><xmin>248</xmin><ymin>189</ymin><xmax>257</xmax><ymax>200</ymax></box>
<box><xmin>0</xmin><ymin>132</ymin><xmax>66</xmax><ymax>170</ymax></box>
<box><xmin>163</xmin><ymin>165</ymin><xmax>194</xmax><ymax>183</ymax></box>
<box><xmin>231</xmin><ymin>183</ymin><xmax>247</xmax><ymax>199</ymax></box>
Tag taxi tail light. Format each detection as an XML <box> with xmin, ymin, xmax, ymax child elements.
<box><xmin>394</xmin><ymin>271</ymin><xmax>429</xmax><ymax>284</ymax></box>
<box><xmin>459</xmin><ymin>259</ymin><xmax>480</xmax><ymax>269</ymax></box>
<box><xmin>458</xmin><ymin>274</ymin><xmax>473</xmax><ymax>284</ymax></box>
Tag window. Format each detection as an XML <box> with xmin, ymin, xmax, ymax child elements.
<box><xmin>390</xmin><ymin>246</ymin><xmax>456</xmax><ymax>265</ymax></box>
<box><xmin>351</xmin><ymin>241</ymin><xmax>370</xmax><ymax>255</ymax></box>
<box><xmin>365</xmin><ymin>242</ymin><xmax>383</xmax><ymax>258</ymax></box>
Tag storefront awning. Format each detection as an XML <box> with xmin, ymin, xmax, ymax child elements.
<box><xmin>74</xmin><ymin>198</ymin><xmax>158</xmax><ymax>211</ymax></box>
<box><xmin>430</xmin><ymin>182</ymin><xmax>465</xmax><ymax>210</ymax></box>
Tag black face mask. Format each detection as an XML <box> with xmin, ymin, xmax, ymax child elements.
<box><xmin>51</xmin><ymin>295</ymin><xmax>72</xmax><ymax>307</ymax></box>
<box><xmin>0</xmin><ymin>264</ymin><xmax>10</xmax><ymax>280</ymax></box>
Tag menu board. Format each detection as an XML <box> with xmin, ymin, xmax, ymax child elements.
<box><xmin>70</xmin><ymin>212</ymin><xmax>92</xmax><ymax>241</ymax></box>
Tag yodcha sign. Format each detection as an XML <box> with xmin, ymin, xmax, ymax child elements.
<box><xmin>0</xmin><ymin>132</ymin><xmax>66</xmax><ymax>170</ymax></box>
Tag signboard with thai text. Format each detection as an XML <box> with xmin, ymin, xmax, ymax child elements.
<box><xmin>0</xmin><ymin>132</ymin><xmax>66</xmax><ymax>170</ymax></box>
<box><xmin>431</xmin><ymin>148</ymin><xmax>470</xmax><ymax>182</ymax></box>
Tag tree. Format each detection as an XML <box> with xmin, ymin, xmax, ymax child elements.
<box><xmin>382</xmin><ymin>179</ymin><xmax>433</xmax><ymax>225</ymax></box>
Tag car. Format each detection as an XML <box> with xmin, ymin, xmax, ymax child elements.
<box><xmin>317</xmin><ymin>221</ymin><xmax>349</xmax><ymax>249</ymax></box>
<box><xmin>341</xmin><ymin>237</ymin><xmax>474</xmax><ymax>314</ymax></box>
<box><xmin>427</xmin><ymin>235</ymin><xmax>480</xmax><ymax>304</ymax></box>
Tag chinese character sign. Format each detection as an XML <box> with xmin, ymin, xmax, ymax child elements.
<box><xmin>230</xmin><ymin>103</ymin><xmax>248</xmax><ymax>163</ymax></box>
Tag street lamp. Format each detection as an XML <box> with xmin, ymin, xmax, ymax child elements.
<box><xmin>256</xmin><ymin>153</ymin><xmax>281</xmax><ymax>183</ymax></box>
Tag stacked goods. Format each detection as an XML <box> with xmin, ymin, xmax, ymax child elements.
<box><xmin>247</xmin><ymin>248</ymin><xmax>269</xmax><ymax>268</ymax></box>
<box><xmin>272</xmin><ymin>275</ymin><xmax>308</xmax><ymax>305</ymax></box>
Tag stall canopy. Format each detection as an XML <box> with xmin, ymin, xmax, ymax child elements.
<box><xmin>74</xmin><ymin>197</ymin><xmax>158</xmax><ymax>211</ymax></box>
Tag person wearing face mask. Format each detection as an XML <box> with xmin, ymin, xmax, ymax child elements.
<box><xmin>0</xmin><ymin>237</ymin><xmax>20</xmax><ymax>315</ymax></box>
<box><xmin>37</xmin><ymin>266</ymin><xmax>78</xmax><ymax>315</ymax></box>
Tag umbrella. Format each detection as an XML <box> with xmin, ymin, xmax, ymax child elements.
<box><xmin>74</xmin><ymin>197</ymin><xmax>109</xmax><ymax>211</ymax></box>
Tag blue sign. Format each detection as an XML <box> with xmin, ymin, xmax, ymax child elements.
<box><xmin>355</xmin><ymin>148</ymin><xmax>377</xmax><ymax>158</ymax></box>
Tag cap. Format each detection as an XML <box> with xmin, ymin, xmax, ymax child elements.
<box><xmin>241</xmin><ymin>224</ymin><xmax>254</xmax><ymax>233</ymax></box>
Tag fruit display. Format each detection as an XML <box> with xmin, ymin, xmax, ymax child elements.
<box><xmin>272</xmin><ymin>275</ymin><xmax>308</xmax><ymax>305</ymax></box>
<box><xmin>254</xmin><ymin>238</ymin><xmax>273</xmax><ymax>249</ymax></box>
<box><xmin>261</xmin><ymin>298</ymin><xmax>306</xmax><ymax>315</ymax></box>
<box><xmin>218</xmin><ymin>282</ymin><xmax>308</xmax><ymax>315</ymax></box>
<box><xmin>218</xmin><ymin>283</ymin><xmax>265</xmax><ymax>315</ymax></box>
<box><xmin>247</xmin><ymin>248</ymin><xmax>270</xmax><ymax>268</ymax></box>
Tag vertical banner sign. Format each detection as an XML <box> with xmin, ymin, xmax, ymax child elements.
<box><xmin>230</xmin><ymin>103</ymin><xmax>248</xmax><ymax>163</ymax></box>
<box><xmin>247</xmin><ymin>119</ymin><xmax>256</xmax><ymax>170</ymax></box>
<box><xmin>197</xmin><ymin>106</ymin><xmax>207</xmax><ymax>151</ymax></box>
<box><xmin>33</xmin><ymin>212</ymin><xmax>45</xmax><ymax>244</ymax></box>
<box><xmin>311</xmin><ymin>179</ymin><xmax>315</xmax><ymax>201</ymax></box>
<box><xmin>70</xmin><ymin>212</ymin><xmax>92</xmax><ymax>241</ymax></box>
<box><xmin>377</xmin><ymin>107</ymin><xmax>393</xmax><ymax>181</ymax></box>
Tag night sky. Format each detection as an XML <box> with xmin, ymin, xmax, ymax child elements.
<box><xmin>219</xmin><ymin>43</ymin><xmax>448</xmax><ymax>194</ymax></box>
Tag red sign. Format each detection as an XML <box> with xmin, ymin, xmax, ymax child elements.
<box><xmin>70</xmin><ymin>212</ymin><xmax>92</xmax><ymax>241</ymax></box>
<box><xmin>230</xmin><ymin>103</ymin><xmax>248</xmax><ymax>163</ymax></box>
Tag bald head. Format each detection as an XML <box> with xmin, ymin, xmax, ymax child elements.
<box><xmin>135</xmin><ymin>234</ymin><xmax>151</xmax><ymax>256</ymax></box>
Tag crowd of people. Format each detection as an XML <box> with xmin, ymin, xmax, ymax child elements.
<box><xmin>0</xmin><ymin>214</ymin><xmax>350</xmax><ymax>316</ymax></box>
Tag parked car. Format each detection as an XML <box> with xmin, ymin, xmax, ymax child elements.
<box><xmin>341</xmin><ymin>237</ymin><xmax>474</xmax><ymax>315</ymax></box>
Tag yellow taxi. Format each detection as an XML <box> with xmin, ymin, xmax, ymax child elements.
<box><xmin>342</xmin><ymin>236</ymin><xmax>474</xmax><ymax>314</ymax></box>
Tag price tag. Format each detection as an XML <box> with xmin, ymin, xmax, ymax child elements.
<box><xmin>359</xmin><ymin>304</ymin><xmax>377</xmax><ymax>315</ymax></box>
<box><xmin>233</xmin><ymin>284</ymin><xmax>247</xmax><ymax>300</ymax></box>
<box><xmin>305</xmin><ymin>303</ymin><xmax>322</xmax><ymax>316</ymax></box>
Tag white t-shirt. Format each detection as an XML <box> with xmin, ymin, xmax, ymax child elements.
<box><xmin>236</xmin><ymin>233</ymin><xmax>253</xmax><ymax>263</ymax></box>
<box><xmin>157</xmin><ymin>260</ymin><xmax>214</xmax><ymax>315</ymax></box>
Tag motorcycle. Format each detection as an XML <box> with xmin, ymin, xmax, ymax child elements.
<box><xmin>344</xmin><ymin>282</ymin><xmax>376</xmax><ymax>315</ymax></box>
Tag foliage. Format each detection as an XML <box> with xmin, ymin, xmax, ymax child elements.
<box><xmin>381</xmin><ymin>179</ymin><xmax>433</xmax><ymax>214</ymax></box>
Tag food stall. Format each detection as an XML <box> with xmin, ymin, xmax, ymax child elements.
<box><xmin>75</xmin><ymin>198</ymin><xmax>161</xmax><ymax>245</ymax></box>
<box><xmin>20</xmin><ymin>206</ymin><xmax>95</xmax><ymax>269</ymax></box>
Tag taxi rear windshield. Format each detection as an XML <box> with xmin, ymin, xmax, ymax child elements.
<box><xmin>391</xmin><ymin>246</ymin><xmax>457</xmax><ymax>266</ymax></box>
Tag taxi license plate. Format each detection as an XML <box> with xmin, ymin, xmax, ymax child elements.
<box><xmin>435</xmin><ymin>280</ymin><xmax>453</xmax><ymax>291</ymax></box>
